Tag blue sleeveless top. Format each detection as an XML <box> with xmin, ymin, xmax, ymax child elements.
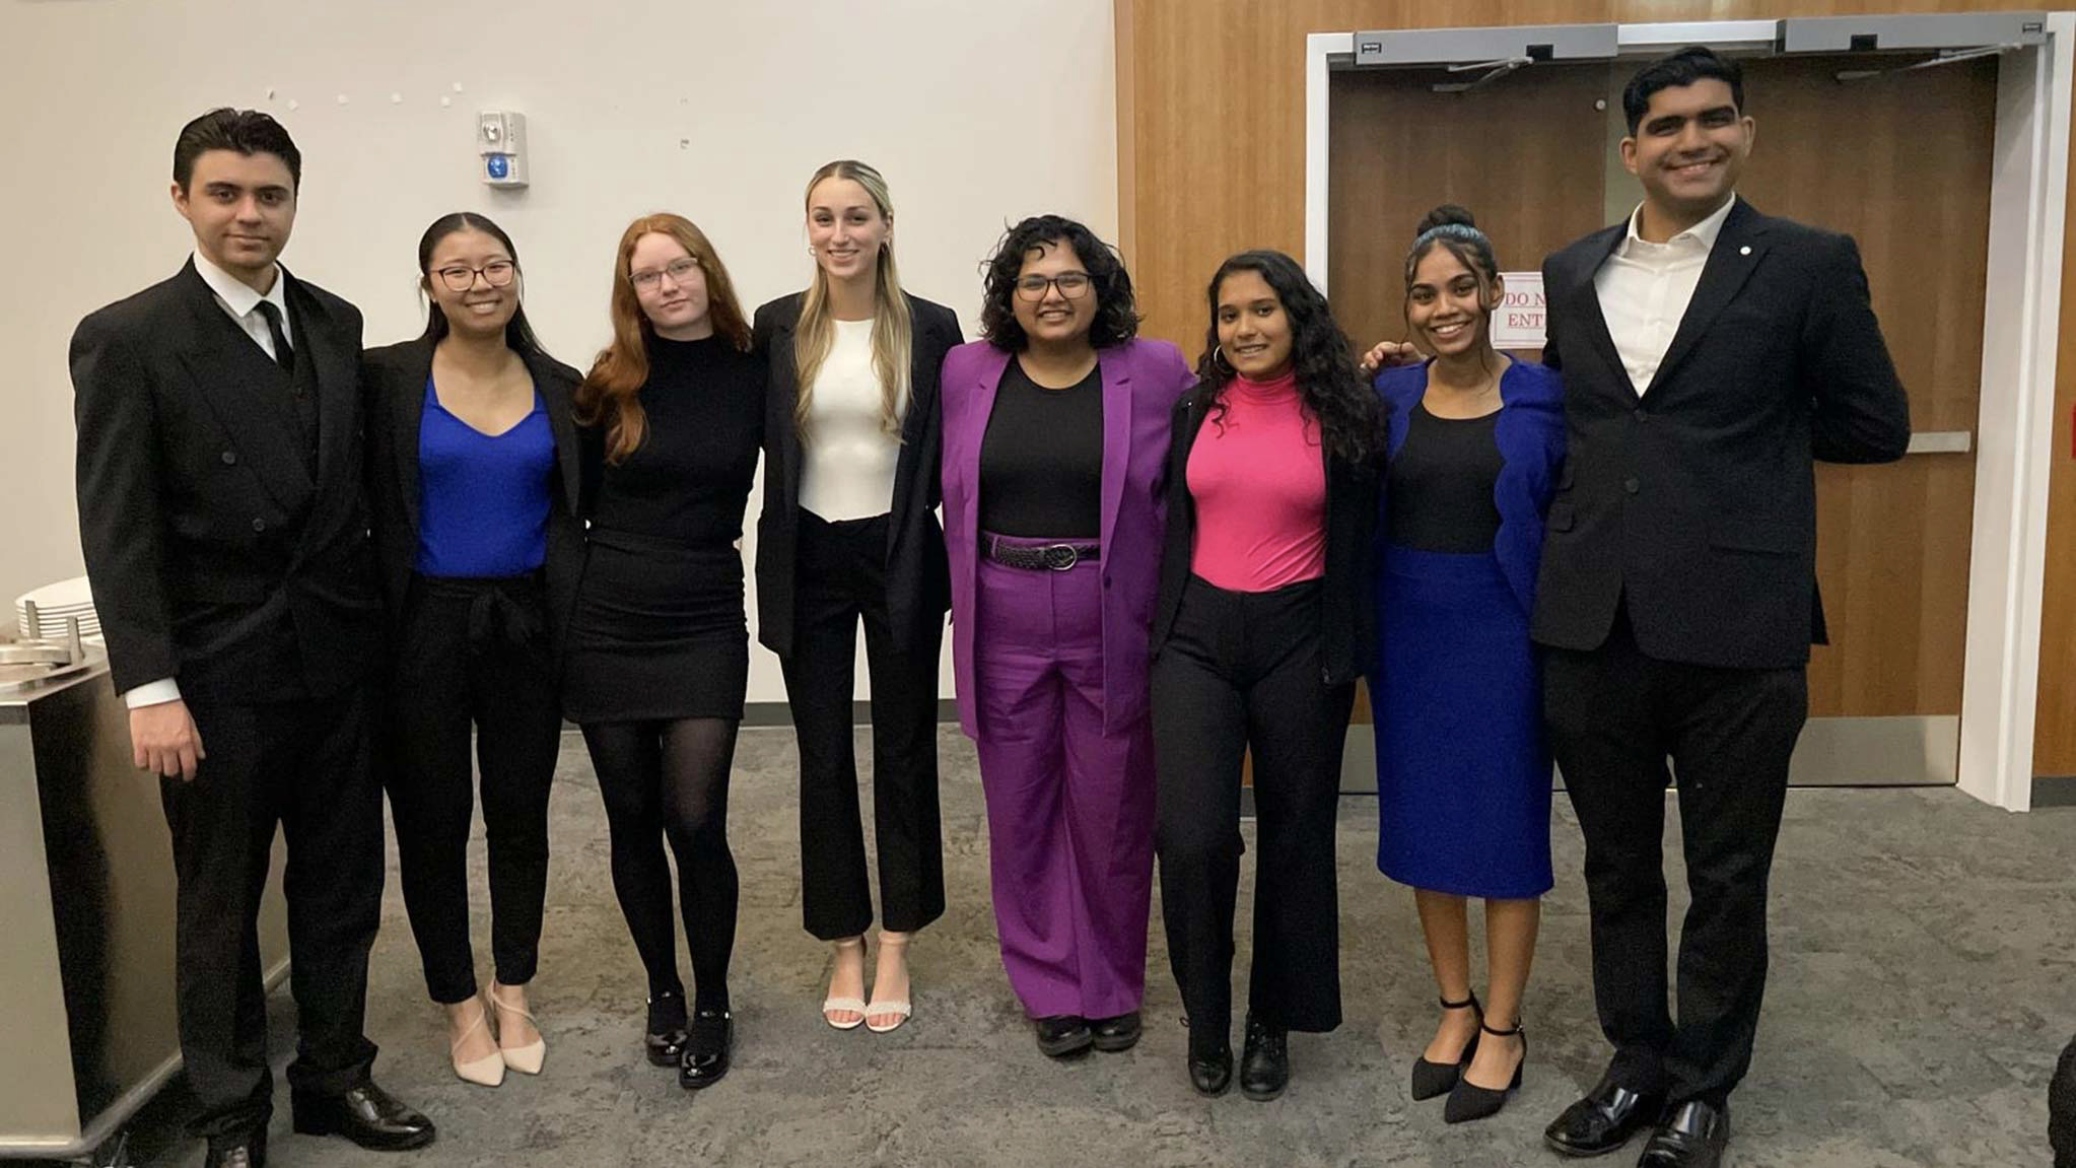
<box><xmin>415</xmin><ymin>376</ymin><xmax>554</xmax><ymax>578</ymax></box>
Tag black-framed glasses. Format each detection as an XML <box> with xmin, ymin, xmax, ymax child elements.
<box><xmin>1014</xmin><ymin>272</ymin><xmax>1092</xmax><ymax>301</ymax></box>
<box><xmin>434</xmin><ymin>260</ymin><xmax>517</xmax><ymax>291</ymax></box>
<box><xmin>631</xmin><ymin>257</ymin><xmax>700</xmax><ymax>291</ymax></box>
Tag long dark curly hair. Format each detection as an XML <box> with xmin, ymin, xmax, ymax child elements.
<box><xmin>978</xmin><ymin>214</ymin><xmax>1140</xmax><ymax>350</ymax></box>
<box><xmin>1195</xmin><ymin>249</ymin><xmax>1381</xmax><ymax>465</ymax></box>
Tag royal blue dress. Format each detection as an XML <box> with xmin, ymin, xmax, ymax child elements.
<box><xmin>1370</xmin><ymin>360</ymin><xmax>1564</xmax><ymax>898</ymax></box>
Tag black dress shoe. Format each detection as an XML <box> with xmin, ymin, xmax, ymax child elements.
<box><xmin>204</xmin><ymin>1130</ymin><xmax>266</xmax><ymax>1168</ymax></box>
<box><xmin>1186</xmin><ymin>1018</ymin><xmax>1232</xmax><ymax>1096</ymax></box>
<box><xmin>646</xmin><ymin>990</ymin><xmax>689</xmax><ymax>1067</ymax></box>
<box><xmin>290</xmin><ymin>1082</ymin><xmax>435</xmax><ymax>1151</ymax></box>
<box><xmin>1035</xmin><ymin>1015</ymin><xmax>1094</xmax><ymax>1059</ymax></box>
<box><xmin>1544</xmin><ymin>1073</ymin><xmax>1665</xmax><ymax>1158</ymax></box>
<box><xmin>1090</xmin><ymin>1011</ymin><xmax>1142</xmax><ymax>1053</ymax></box>
<box><xmin>1637</xmin><ymin>1101</ymin><xmax>1730</xmax><ymax>1167</ymax></box>
<box><xmin>679</xmin><ymin>1009</ymin><xmax>732</xmax><ymax>1089</ymax></box>
<box><xmin>1442</xmin><ymin>1020</ymin><xmax>1526</xmax><ymax>1125</ymax></box>
<box><xmin>1409</xmin><ymin>992</ymin><xmax>1482</xmax><ymax>1101</ymax></box>
<box><xmin>1239</xmin><ymin>1015</ymin><xmax>1289</xmax><ymax>1102</ymax></box>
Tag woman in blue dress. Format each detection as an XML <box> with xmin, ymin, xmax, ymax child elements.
<box><xmin>1370</xmin><ymin>205</ymin><xmax>1564</xmax><ymax>1125</ymax></box>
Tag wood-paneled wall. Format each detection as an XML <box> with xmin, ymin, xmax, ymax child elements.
<box><xmin>1116</xmin><ymin>0</ymin><xmax>2076</xmax><ymax>771</ymax></box>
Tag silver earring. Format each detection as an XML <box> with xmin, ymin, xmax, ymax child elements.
<box><xmin>1212</xmin><ymin>344</ymin><xmax>1234</xmax><ymax>374</ymax></box>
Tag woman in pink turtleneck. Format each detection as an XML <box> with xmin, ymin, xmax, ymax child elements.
<box><xmin>1148</xmin><ymin>249</ymin><xmax>1383</xmax><ymax>1102</ymax></box>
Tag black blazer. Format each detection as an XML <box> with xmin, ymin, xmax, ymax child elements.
<box><xmin>361</xmin><ymin>336</ymin><xmax>586</xmax><ymax>671</ymax></box>
<box><xmin>750</xmin><ymin>292</ymin><xmax>961</xmax><ymax>660</ymax></box>
<box><xmin>1150</xmin><ymin>383</ymin><xmax>1379</xmax><ymax>686</ymax></box>
<box><xmin>71</xmin><ymin>259</ymin><xmax>382</xmax><ymax>701</ymax></box>
<box><xmin>1532</xmin><ymin>197</ymin><xmax>1911</xmax><ymax>670</ymax></box>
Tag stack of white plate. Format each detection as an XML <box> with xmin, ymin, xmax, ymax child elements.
<box><xmin>17</xmin><ymin>576</ymin><xmax>101</xmax><ymax>642</ymax></box>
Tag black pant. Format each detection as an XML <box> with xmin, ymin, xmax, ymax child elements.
<box><xmin>780</xmin><ymin>510</ymin><xmax>945</xmax><ymax>940</ymax></box>
<box><xmin>1543</xmin><ymin>603</ymin><xmax>1808</xmax><ymax>1109</ymax></box>
<box><xmin>2052</xmin><ymin>1033</ymin><xmax>2076</xmax><ymax>1167</ymax></box>
<box><xmin>1152</xmin><ymin>576</ymin><xmax>1353</xmax><ymax>1035</ymax></box>
<box><xmin>166</xmin><ymin>685</ymin><xmax>384</xmax><ymax>1141</ymax></box>
<box><xmin>387</xmin><ymin>576</ymin><xmax>561</xmax><ymax>1004</ymax></box>
<box><xmin>579</xmin><ymin>717</ymin><xmax>742</xmax><ymax>1013</ymax></box>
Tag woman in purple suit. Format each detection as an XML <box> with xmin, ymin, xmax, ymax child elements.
<box><xmin>941</xmin><ymin>215</ymin><xmax>1195</xmax><ymax>1060</ymax></box>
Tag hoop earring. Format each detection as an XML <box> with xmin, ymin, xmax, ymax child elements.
<box><xmin>1212</xmin><ymin>344</ymin><xmax>1235</xmax><ymax>375</ymax></box>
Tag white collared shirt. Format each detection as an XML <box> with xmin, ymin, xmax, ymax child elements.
<box><xmin>192</xmin><ymin>249</ymin><xmax>292</xmax><ymax>360</ymax></box>
<box><xmin>121</xmin><ymin>253</ymin><xmax>293</xmax><ymax>711</ymax></box>
<box><xmin>1592</xmin><ymin>195</ymin><xmax>1736</xmax><ymax>395</ymax></box>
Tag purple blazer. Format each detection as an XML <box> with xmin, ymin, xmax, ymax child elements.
<box><xmin>941</xmin><ymin>337</ymin><xmax>1196</xmax><ymax>738</ymax></box>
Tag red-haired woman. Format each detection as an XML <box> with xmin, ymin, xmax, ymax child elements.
<box><xmin>567</xmin><ymin>213</ymin><xmax>763</xmax><ymax>1091</ymax></box>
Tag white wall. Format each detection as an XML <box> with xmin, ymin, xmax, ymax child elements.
<box><xmin>0</xmin><ymin>0</ymin><xmax>1119</xmax><ymax>703</ymax></box>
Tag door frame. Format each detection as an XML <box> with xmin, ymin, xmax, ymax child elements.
<box><xmin>1303</xmin><ymin>15</ymin><xmax>2072</xmax><ymax>812</ymax></box>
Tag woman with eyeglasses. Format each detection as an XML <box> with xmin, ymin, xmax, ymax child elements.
<box><xmin>940</xmin><ymin>215</ymin><xmax>1194</xmax><ymax>1059</ymax></box>
<box><xmin>565</xmin><ymin>213</ymin><xmax>764</xmax><ymax>1090</ymax></box>
<box><xmin>1150</xmin><ymin>249</ymin><xmax>1381</xmax><ymax>1101</ymax></box>
<box><xmin>753</xmin><ymin>161</ymin><xmax>961</xmax><ymax>1035</ymax></box>
<box><xmin>365</xmin><ymin>212</ymin><xmax>581</xmax><ymax>1086</ymax></box>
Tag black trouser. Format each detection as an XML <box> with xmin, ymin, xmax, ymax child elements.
<box><xmin>780</xmin><ymin>510</ymin><xmax>945</xmax><ymax>940</ymax></box>
<box><xmin>165</xmin><ymin>684</ymin><xmax>384</xmax><ymax>1142</ymax></box>
<box><xmin>2052</xmin><ymin>1034</ymin><xmax>2076</xmax><ymax>1167</ymax></box>
<box><xmin>1152</xmin><ymin>576</ymin><xmax>1353</xmax><ymax>1035</ymax></box>
<box><xmin>1543</xmin><ymin>603</ymin><xmax>1808</xmax><ymax>1110</ymax></box>
<box><xmin>387</xmin><ymin>575</ymin><xmax>561</xmax><ymax>1004</ymax></box>
<box><xmin>579</xmin><ymin>717</ymin><xmax>743</xmax><ymax>1013</ymax></box>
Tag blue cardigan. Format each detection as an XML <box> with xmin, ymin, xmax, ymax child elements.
<box><xmin>1375</xmin><ymin>359</ymin><xmax>1566</xmax><ymax>617</ymax></box>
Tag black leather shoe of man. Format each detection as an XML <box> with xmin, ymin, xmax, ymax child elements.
<box><xmin>204</xmin><ymin>1129</ymin><xmax>266</xmax><ymax>1168</ymax></box>
<box><xmin>290</xmin><ymin>1082</ymin><xmax>435</xmax><ymax>1151</ymax></box>
<box><xmin>1544</xmin><ymin>1073</ymin><xmax>1665</xmax><ymax>1158</ymax></box>
<box><xmin>1239</xmin><ymin>1015</ymin><xmax>1289</xmax><ymax>1102</ymax></box>
<box><xmin>1090</xmin><ymin>1011</ymin><xmax>1142</xmax><ymax>1053</ymax></box>
<box><xmin>1186</xmin><ymin>1020</ymin><xmax>1233</xmax><ymax>1097</ymax></box>
<box><xmin>680</xmin><ymin>1009</ymin><xmax>732</xmax><ymax>1089</ymax></box>
<box><xmin>1035</xmin><ymin>1015</ymin><xmax>1094</xmax><ymax>1058</ymax></box>
<box><xmin>1636</xmin><ymin>1101</ymin><xmax>1729</xmax><ymax>1168</ymax></box>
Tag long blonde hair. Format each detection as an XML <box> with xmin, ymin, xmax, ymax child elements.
<box><xmin>792</xmin><ymin>159</ymin><xmax>913</xmax><ymax>438</ymax></box>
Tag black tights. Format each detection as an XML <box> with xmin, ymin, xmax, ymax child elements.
<box><xmin>580</xmin><ymin>717</ymin><xmax>740</xmax><ymax>1014</ymax></box>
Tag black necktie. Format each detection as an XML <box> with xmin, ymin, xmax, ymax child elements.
<box><xmin>255</xmin><ymin>301</ymin><xmax>295</xmax><ymax>374</ymax></box>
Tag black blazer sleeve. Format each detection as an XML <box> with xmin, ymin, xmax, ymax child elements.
<box><xmin>1538</xmin><ymin>255</ymin><xmax>1565</xmax><ymax>373</ymax></box>
<box><xmin>1803</xmin><ymin>234</ymin><xmax>1910</xmax><ymax>465</ymax></box>
<box><xmin>71</xmin><ymin>314</ymin><xmax>176</xmax><ymax>693</ymax></box>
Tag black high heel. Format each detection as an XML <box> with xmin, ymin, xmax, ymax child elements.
<box><xmin>1442</xmin><ymin>1019</ymin><xmax>1526</xmax><ymax>1125</ymax></box>
<box><xmin>1409</xmin><ymin>992</ymin><xmax>1481</xmax><ymax>1101</ymax></box>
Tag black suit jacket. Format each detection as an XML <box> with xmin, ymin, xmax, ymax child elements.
<box><xmin>1532</xmin><ymin>198</ymin><xmax>1912</xmax><ymax>670</ymax></box>
<box><xmin>750</xmin><ymin>292</ymin><xmax>961</xmax><ymax>660</ymax></box>
<box><xmin>71</xmin><ymin>259</ymin><xmax>382</xmax><ymax>701</ymax></box>
<box><xmin>1150</xmin><ymin>384</ymin><xmax>1379</xmax><ymax>686</ymax></box>
<box><xmin>360</xmin><ymin>337</ymin><xmax>586</xmax><ymax>671</ymax></box>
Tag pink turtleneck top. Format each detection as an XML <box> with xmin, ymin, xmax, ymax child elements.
<box><xmin>1184</xmin><ymin>370</ymin><xmax>1327</xmax><ymax>591</ymax></box>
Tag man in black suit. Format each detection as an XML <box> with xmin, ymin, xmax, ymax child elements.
<box><xmin>1532</xmin><ymin>50</ymin><xmax>1910</xmax><ymax>1168</ymax></box>
<box><xmin>70</xmin><ymin>109</ymin><xmax>433</xmax><ymax>1168</ymax></box>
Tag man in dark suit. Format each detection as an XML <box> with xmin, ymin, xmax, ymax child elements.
<box><xmin>70</xmin><ymin>109</ymin><xmax>433</xmax><ymax>1168</ymax></box>
<box><xmin>1532</xmin><ymin>50</ymin><xmax>1910</xmax><ymax>1168</ymax></box>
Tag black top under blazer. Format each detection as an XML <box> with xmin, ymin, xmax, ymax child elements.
<box><xmin>361</xmin><ymin>337</ymin><xmax>586</xmax><ymax>672</ymax></box>
<box><xmin>71</xmin><ymin>260</ymin><xmax>382</xmax><ymax>702</ymax></box>
<box><xmin>1151</xmin><ymin>382</ymin><xmax>1380</xmax><ymax>687</ymax></box>
<box><xmin>1532</xmin><ymin>197</ymin><xmax>1912</xmax><ymax>671</ymax></box>
<box><xmin>750</xmin><ymin>292</ymin><xmax>962</xmax><ymax>660</ymax></box>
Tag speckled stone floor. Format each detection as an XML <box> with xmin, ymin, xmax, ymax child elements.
<box><xmin>98</xmin><ymin>726</ymin><xmax>2076</xmax><ymax>1167</ymax></box>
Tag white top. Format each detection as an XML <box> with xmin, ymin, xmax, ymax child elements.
<box><xmin>798</xmin><ymin>318</ymin><xmax>903</xmax><ymax>522</ymax></box>
<box><xmin>1591</xmin><ymin>195</ymin><xmax>1735</xmax><ymax>396</ymax></box>
<box><xmin>122</xmin><ymin>255</ymin><xmax>296</xmax><ymax>709</ymax></box>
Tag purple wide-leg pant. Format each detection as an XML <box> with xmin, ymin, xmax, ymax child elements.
<box><xmin>972</xmin><ymin>545</ymin><xmax>1155</xmax><ymax>1020</ymax></box>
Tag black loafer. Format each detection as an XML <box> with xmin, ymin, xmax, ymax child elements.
<box><xmin>1090</xmin><ymin>1011</ymin><xmax>1142</xmax><ymax>1053</ymax></box>
<box><xmin>1035</xmin><ymin>1015</ymin><xmax>1094</xmax><ymax>1059</ymax></box>
<box><xmin>1637</xmin><ymin>1101</ymin><xmax>1729</xmax><ymax>1167</ymax></box>
<box><xmin>1239</xmin><ymin>1015</ymin><xmax>1289</xmax><ymax>1102</ymax></box>
<box><xmin>646</xmin><ymin>991</ymin><xmax>689</xmax><ymax>1067</ymax></box>
<box><xmin>1543</xmin><ymin>1073</ymin><xmax>1664</xmax><ymax>1158</ymax></box>
<box><xmin>679</xmin><ymin>1009</ymin><xmax>732</xmax><ymax>1090</ymax></box>
<box><xmin>290</xmin><ymin>1082</ymin><xmax>435</xmax><ymax>1151</ymax></box>
<box><xmin>204</xmin><ymin>1130</ymin><xmax>266</xmax><ymax>1168</ymax></box>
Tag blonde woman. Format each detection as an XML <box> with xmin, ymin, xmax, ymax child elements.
<box><xmin>752</xmin><ymin>160</ymin><xmax>960</xmax><ymax>1034</ymax></box>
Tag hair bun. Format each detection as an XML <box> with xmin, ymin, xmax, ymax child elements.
<box><xmin>1416</xmin><ymin>204</ymin><xmax>1477</xmax><ymax>236</ymax></box>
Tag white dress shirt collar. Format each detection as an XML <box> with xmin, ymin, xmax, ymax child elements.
<box><xmin>192</xmin><ymin>250</ymin><xmax>289</xmax><ymax>327</ymax></box>
<box><xmin>1615</xmin><ymin>194</ymin><xmax>1737</xmax><ymax>259</ymax></box>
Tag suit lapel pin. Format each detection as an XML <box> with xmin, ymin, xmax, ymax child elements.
<box><xmin>1740</xmin><ymin>245</ymin><xmax>1752</xmax><ymax>256</ymax></box>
